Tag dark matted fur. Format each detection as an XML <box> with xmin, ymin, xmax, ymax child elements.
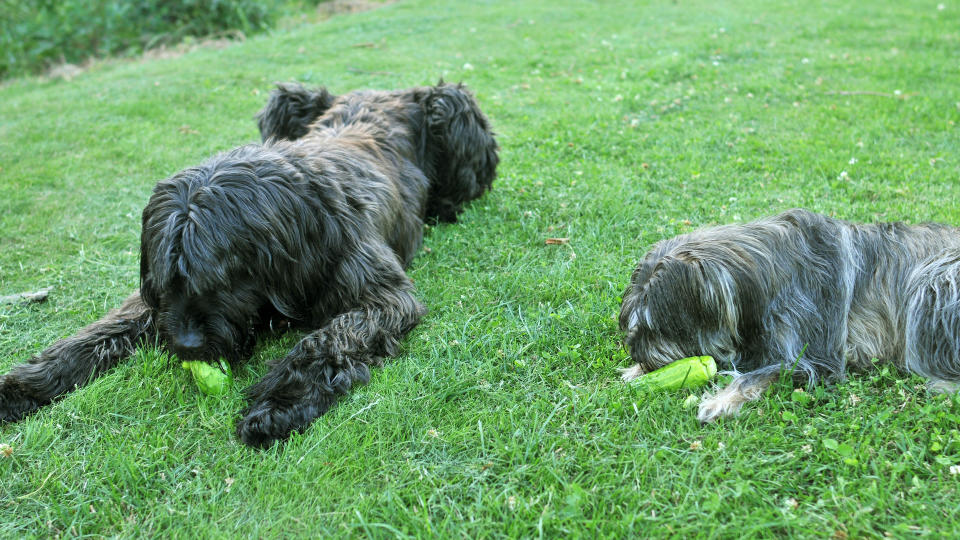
<box><xmin>0</xmin><ymin>82</ymin><xmax>498</xmax><ymax>447</ymax></box>
<box><xmin>619</xmin><ymin>209</ymin><xmax>960</xmax><ymax>421</ymax></box>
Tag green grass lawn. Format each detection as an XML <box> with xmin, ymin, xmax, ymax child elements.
<box><xmin>2</xmin><ymin>0</ymin><xmax>960</xmax><ymax>537</ymax></box>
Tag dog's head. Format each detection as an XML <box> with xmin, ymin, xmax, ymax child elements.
<box><xmin>139</xmin><ymin>145</ymin><xmax>319</xmax><ymax>362</ymax></box>
<box><xmin>417</xmin><ymin>82</ymin><xmax>499</xmax><ymax>223</ymax></box>
<box><xmin>619</xmin><ymin>240</ymin><xmax>742</xmax><ymax>378</ymax></box>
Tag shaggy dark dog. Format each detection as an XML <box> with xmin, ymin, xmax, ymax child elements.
<box><xmin>619</xmin><ymin>209</ymin><xmax>960</xmax><ymax>421</ymax></box>
<box><xmin>0</xmin><ymin>82</ymin><xmax>498</xmax><ymax>447</ymax></box>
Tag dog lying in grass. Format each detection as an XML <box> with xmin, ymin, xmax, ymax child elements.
<box><xmin>619</xmin><ymin>209</ymin><xmax>960</xmax><ymax>420</ymax></box>
<box><xmin>0</xmin><ymin>81</ymin><xmax>499</xmax><ymax>448</ymax></box>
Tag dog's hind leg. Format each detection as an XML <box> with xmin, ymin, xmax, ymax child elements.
<box><xmin>0</xmin><ymin>292</ymin><xmax>155</xmax><ymax>421</ymax></box>
<box><xmin>905</xmin><ymin>251</ymin><xmax>960</xmax><ymax>392</ymax></box>
<box><xmin>236</xmin><ymin>256</ymin><xmax>426</xmax><ymax>448</ymax></box>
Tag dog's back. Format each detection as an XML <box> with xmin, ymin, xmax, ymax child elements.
<box><xmin>257</xmin><ymin>83</ymin><xmax>499</xmax><ymax>226</ymax></box>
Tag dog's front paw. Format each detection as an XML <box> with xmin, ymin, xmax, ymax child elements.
<box><xmin>236</xmin><ymin>395</ymin><xmax>332</xmax><ymax>449</ymax></box>
<box><xmin>0</xmin><ymin>376</ymin><xmax>44</xmax><ymax>422</ymax></box>
<box><xmin>697</xmin><ymin>386</ymin><xmax>748</xmax><ymax>423</ymax></box>
<box><xmin>236</xmin><ymin>402</ymin><xmax>297</xmax><ymax>449</ymax></box>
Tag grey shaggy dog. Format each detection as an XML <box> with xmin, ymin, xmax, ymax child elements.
<box><xmin>0</xmin><ymin>82</ymin><xmax>498</xmax><ymax>448</ymax></box>
<box><xmin>619</xmin><ymin>209</ymin><xmax>960</xmax><ymax>421</ymax></box>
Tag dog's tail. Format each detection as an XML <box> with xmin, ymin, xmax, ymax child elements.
<box><xmin>0</xmin><ymin>291</ymin><xmax>156</xmax><ymax>421</ymax></box>
<box><xmin>905</xmin><ymin>250</ymin><xmax>960</xmax><ymax>392</ymax></box>
<box><xmin>422</xmin><ymin>81</ymin><xmax>499</xmax><ymax>223</ymax></box>
<box><xmin>256</xmin><ymin>83</ymin><xmax>337</xmax><ymax>142</ymax></box>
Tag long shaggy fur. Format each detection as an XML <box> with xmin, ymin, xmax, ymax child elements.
<box><xmin>619</xmin><ymin>209</ymin><xmax>960</xmax><ymax>421</ymax></box>
<box><xmin>0</xmin><ymin>82</ymin><xmax>498</xmax><ymax>448</ymax></box>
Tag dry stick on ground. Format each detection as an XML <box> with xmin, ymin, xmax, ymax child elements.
<box><xmin>0</xmin><ymin>287</ymin><xmax>52</xmax><ymax>305</ymax></box>
<box><xmin>346</xmin><ymin>67</ymin><xmax>397</xmax><ymax>76</ymax></box>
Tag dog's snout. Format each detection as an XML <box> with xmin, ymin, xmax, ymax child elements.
<box><xmin>173</xmin><ymin>329</ymin><xmax>205</xmax><ymax>351</ymax></box>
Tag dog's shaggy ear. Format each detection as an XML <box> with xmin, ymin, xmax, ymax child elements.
<box><xmin>621</xmin><ymin>255</ymin><xmax>711</xmax><ymax>335</ymax></box>
<box><xmin>620</xmin><ymin>250</ymin><xmax>741</xmax><ymax>366</ymax></box>
<box><xmin>257</xmin><ymin>83</ymin><xmax>337</xmax><ymax>142</ymax></box>
<box><xmin>139</xmin><ymin>244</ymin><xmax>156</xmax><ymax>308</ymax></box>
<box><xmin>421</xmin><ymin>82</ymin><xmax>499</xmax><ymax>223</ymax></box>
<box><xmin>139</xmin><ymin>209</ymin><xmax>160</xmax><ymax>309</ymax></box>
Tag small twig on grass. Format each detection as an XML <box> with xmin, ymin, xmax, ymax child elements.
<box><xmin>825</xmin><ymin>90</ymin><xmax>916</xmax><ymax>99</ymax></box>
<box><xmin>0</xmin><ymin>287</ymin><xmax>52</xmax><ymax>305</ymax></box>
<box><xmin>17</xmin><ymin>472</ymin><xmax>56</xmax><ymax>500</ymax></box>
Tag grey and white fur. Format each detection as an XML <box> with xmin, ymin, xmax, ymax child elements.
<box><xmin>619</xmin><ymin>209</ymin><xmax>960</xmax><ymax>421</ymax></box>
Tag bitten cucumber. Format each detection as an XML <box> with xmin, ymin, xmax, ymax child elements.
<box><xmin>182</xmin><ymin>359</ymin><xmax>232</xmax><ymax>396</ymax></box>
<box><xmin>633</xmin><ymin>355</ymin><xmax>717</xmax><ymax>391</ymax></box>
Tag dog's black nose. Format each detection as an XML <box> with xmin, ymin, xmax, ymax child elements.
<box><xmin>173</xmin><ymin>330</ymin><xmax>205</xmax><ymax>351</ymax></box>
